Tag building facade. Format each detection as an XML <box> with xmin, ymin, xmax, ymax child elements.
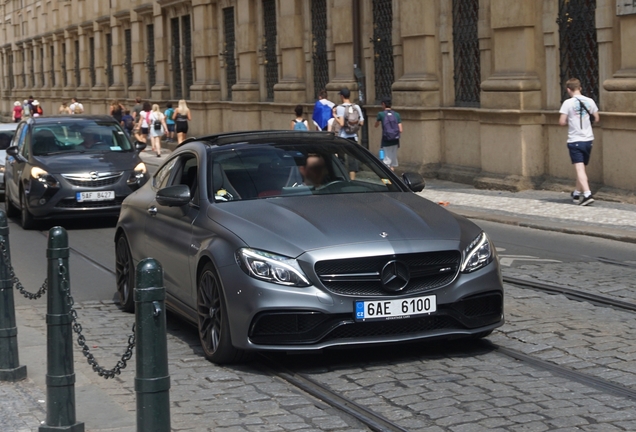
<box><xmin>1</xmin><ymin>0</ymin><xmax>635</xmax><ymax>197</ymax></box>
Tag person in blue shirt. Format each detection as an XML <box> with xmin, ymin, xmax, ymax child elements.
<box><xmin>312</xmin><ymin>89</ymin><xmax>334</xmax><ymax>131</ymax></box>
<box><xmin>164</xmin><ymin>102</ymin><xmax>176</xmax><ymax>143</ymax></box>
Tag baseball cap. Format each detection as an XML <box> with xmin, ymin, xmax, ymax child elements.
<box><xmin>338</xmin><ymin>88</ymin><xmax>350</xmax><ymax>98</ymax></box>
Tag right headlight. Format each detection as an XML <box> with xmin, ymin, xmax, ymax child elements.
<box><xmin>461</xmin><ymin>232</ymin><xmax>493</xmax><ymax>273</ymax></box>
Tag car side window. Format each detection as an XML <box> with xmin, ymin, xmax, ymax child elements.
<box><xmin>19</xmin><ymin>125</ymin><xmax>30</xmax><ymax>158</ymax></box>
<box><xmin>174</xmin><ymin>156</ymin><xmax>199</xmax><ymax>206</ymax></box>
<box><xmin>12</xmin><ymin>124</ymin><xmax>24</xmax><ymax>148</ymax></box>
<box><xmin>153</xmin><ymin>157</ymin><xmax>178</xmax><ymax>190</ymax></box>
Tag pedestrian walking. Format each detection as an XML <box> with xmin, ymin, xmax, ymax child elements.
<box><xmin>558</xmin><ymin>78</ymin><xmax>600</xmax><ymax>206</ymax></box>
<box><xmin>172</xmin><ymin>99</ymin><xmax>191</xmax><ymax>144</ymax></box>
<box><xmin>149</xmin><ymin>104</ymin><xmax>168</xmax><ymax>157</ymax></box>
<box><xmin>132</xmin><ymin>97</ymin><xmax>143</xmax><ymax>121</ymax></box>
<box><xmin>164</xmin><ymin>102</ymin><xmax>176</xmax><ymax>143</ymax></box>
<box><xmin>110</xmin><ymin>100</ymin><xmax>125</xmax><ymax>124</ymax></box>
<box><xmin>290</xmin><ymin>105</ymin><xmax>309</xmax><ymax>131</ymax></box>
<box><xmin>312</xmin><ymin>89</ymin><xmax>334</xmax><ymax>131</ymax></box>
<box><xmin>135</xmin><ymin>101</ymin><xmax>152</xmax><ymax>144</ymax></box>
<box><xmin>69</xmin><ymin>97</ymin><xmax>84</xmax><ymax>114</ymax></box>
<box><xmin>374</xmin><ymin>98</ymin><xmax>402</xmax><ymax>171</ymax></box>
<box><xmin>12</xmin><ymin>101</ymin><xmax>23</xmax><ymax>122</ymax></box>
<box><xmin>121</xmin><ymin>110</ymin><xmax>135</xmax><ymax>138</ymax></box>
<box><xmin>334</xmin><ymin>87</ymin><xmax>364</xmax><ymax>180</ymax></box>
<box><xmin>32</xmin><ymin>100</ymin><xmax>43</xmax><ymax>117</ymax></box>
<box><xmin>22</xmin><ymin>99</ymin><xmax>31</xmax><ymax>117</ymax></box>
<box><xmin>58</xmin><ymin>101</ymin><xmax>71</xmax><ymax>114</ymax></box>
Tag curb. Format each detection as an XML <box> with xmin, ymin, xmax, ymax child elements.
<box><xmin>452</xmin><ymin>208</ymin><xmax>636</xmax><ymax>245</ymax></box>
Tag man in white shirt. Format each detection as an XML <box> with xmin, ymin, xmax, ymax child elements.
<box><xmin>69</xmin><ymin>97</ymin><xmax>84</xmax><ymax>114</ymax></box>
<box><xmin>334</xmin><ymin>88</ymin><xmax>364</xmax><ymax>180</ymax></box>
<box><xmin>559</xmin><ymin>78</ymin><xmax>600</xmax><ymax>206</ymax></box>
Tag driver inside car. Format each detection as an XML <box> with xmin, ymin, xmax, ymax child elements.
<box><xmin>77</xmin><ymin>131</ymin><xmax>111</xmax><ymax>151</ymax></box>
<box><xmin>298</xmin><ymin>153</ymin><xmax>329</xmax><ymax>187</ymax></box>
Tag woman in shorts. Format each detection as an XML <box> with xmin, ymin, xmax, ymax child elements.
<box><xmin>172</xmin><ymin>99</ymin><xmax>191</xmax><ymax>144</ymax></box>
<box><xmin>135</xmin><ymin>102</ymin><xmax>152</xmax><ymax>144</ymax></box>
<box><xmin>148</xmin><ymin>104</ymin><xmax>168</xmax><ymax>157</ymax></box>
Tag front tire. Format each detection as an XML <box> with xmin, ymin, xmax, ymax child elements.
<box><xmin>20</xmin><ymin>189</ymin><xmax>36</xmax><ymax>230</ymax></box>
<box><xmin>197</xmin><ymin>263</ymin><xmax>246</xmax><ymax>364</ymax></box>
<box><xmin>115</xmin><ymin>234</ymin><xmax>135</xmax><ymax>312</ymax></box>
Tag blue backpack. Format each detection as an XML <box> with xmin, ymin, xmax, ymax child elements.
<box><xmin>381</xmin><ymin>110</ymin><xmax>400</xmax><ymax>141</ymax></box>
<box><xmin>293</xmin><ymin>119</ymin><xmax>308</xmax><ymax>131</ymax></box>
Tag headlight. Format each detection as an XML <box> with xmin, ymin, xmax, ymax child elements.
<box><xmin>31</xmin><ymin>167</ymin><xmax>59</xmax><ymax>188</ymax></box>
<box><xmin>134</xmin><ymin>162</ymin><xmax>147</xmax><ymax>174</ymax></box>
<box><xmin>461</xmin><ymin>232</ymin><xmax>493</xmax><ymax>273</ymax></box>
<box><xmin>0</xmin><ymin>165</ymin><xmax>5</xmax><ymax>173</ymax></box>
<box><xmin>237</xmin><ymin>248</ymin><xmax>311</xmax><ymax>287</ymax></box>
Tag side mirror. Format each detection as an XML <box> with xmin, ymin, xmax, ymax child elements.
<box><xmin>6</xmin><ymin>146</ymin><xmax>19</xmax><ymax>157</ymax></box>
<box><xmin>402</xmin><ymin>172</ymin><xmax>425</xmax><ymax>192</ymax></box>
<box><xmin>156</xmin><ymin>184</ymin><xmax>191</xmax><ymax>207</ymax></box>
<box><xmin>135</xmin><ymin>141</ymin><xmax>147</xmax><ymax>152</ymax></box>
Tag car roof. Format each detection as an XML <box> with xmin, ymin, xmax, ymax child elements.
<box><xmin>26</xmin><ymin>115</ymin><xmax>118</xmax><ymax>124</ymax></box>
<box><xmin>178</xmin><ymin>130</ymin><xmax>342</xmax><ymax>148</ymax></box>
<box><xmin>0</xmin><ymin>123</ymin><xmax>19</xmax><ymax>131</ymax></box>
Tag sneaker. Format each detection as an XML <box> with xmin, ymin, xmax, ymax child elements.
<box><xmin>571</xmin><ymin>191</ymin><xmax>580</xmax><ymax>203</ymax></box>
<box><xmin>579</xmin><ymin>195</ymin><xmax>594</xmax><ymax>206</ymax></box>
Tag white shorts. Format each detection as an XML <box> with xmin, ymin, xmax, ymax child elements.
<box><xmin>382</xmin><ymin>145</ymin><xmax>399</xmax><ymax>167</ymax></box>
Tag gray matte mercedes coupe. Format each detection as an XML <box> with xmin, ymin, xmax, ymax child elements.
<box><xmin>115</xmin><ymin>131</ymin><xmax>504</xmax><ymax>363</ymax></box>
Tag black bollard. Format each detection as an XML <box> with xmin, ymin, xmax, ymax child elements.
<box><xmin>40</xmin><ymin>227</ymin><xmax>84</xmax><ymax>432</ymax></box>
<box><xmin>0</xmin><ymin>209</ymin><xmax>27</xmax><ymax>382</ymax></box>
<box><xmin>135</xmin><ymin>258</ymin><xmax>171</xmax><ymax>432</ymax></box>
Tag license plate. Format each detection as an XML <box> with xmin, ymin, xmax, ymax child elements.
<box><xmin>354</xmin><ymin>295</ymin><xmax>436</xmax><ymax>321</ymax></box>
<box><xmin>76</xmin><ymin>191</ymin><xmax>115</xmax><ymax>202</ymax></box>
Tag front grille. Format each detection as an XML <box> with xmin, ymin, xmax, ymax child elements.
<box><xmin>324</xmin><ymin>315</ymin><xmax>462</xmax><ymax>340</ymax></box>
<box><xmin>62</xmin><ymin>172</ymin><xmax>123</xmax><ymax>188</ymax></box>
<box><xmin>251</xmin><ymin>312</ymin><xmax>331</xmax><ymax>337</ymax></box>
<box><xmin>55</xmin><ymin>197</ymin><xmax>124</xmax><ymax>209</ymax></box>
<box><xmin>315</xmin><ymin>251</ymin><xmax>461</xmax><ymax>296</ymax></box>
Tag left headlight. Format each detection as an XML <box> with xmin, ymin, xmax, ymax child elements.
<box><xmin>134</xmin><ymin>162</ymin><xmax>147</xmax><ymax>174</ymax></box>
<box><xmin>30</xmin><ymin>167</ymin><xmax>59</xmax><ymax>188</ymax></box>
<box><xmin>461</xmin><ymin>232</ymin><xmax>493</xmax><ymax>273</ymax></box>
<box><xmin>237</xmin><ymin>248</ymin><xmax>311</xmax><ymax>287</ymax></box>
<box><xmin>128</xmin><ymin>162</ymin><xmax>147</xmax><ymax>185</ymax></box>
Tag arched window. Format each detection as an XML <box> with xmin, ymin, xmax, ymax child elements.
<box><xmin>452</xmin><ymin>0</ymin><xmax>480</xmax><ymax>107</ymax></box>
<box><xmin>558</xmin><ymin>0</ymin><xmax>599</xmax><ymax>102</ymax></box>
<box><xmin>372</xmin><ymin>0</ymin><xmax>394</xmax><ymax>103</ymax></box>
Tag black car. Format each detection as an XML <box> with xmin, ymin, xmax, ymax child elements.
<box><xmin>116</xmin><ymin>130</ymin><xmax>503</xmax><ymax>364</ymax></box>
<box><xmin>5</xmin><ymin>115</ymin><xmax>148</xmax><ymax>228</ymax></box>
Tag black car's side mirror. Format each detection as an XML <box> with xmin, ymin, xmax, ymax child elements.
<box><xmin>135</xmin><ymin>141</ymin><xmax>147</xmax><ymax>152</ymax></box>
<box><xmin>402</xmin><ymin>172</ymin><xmax>425</xmax><ymax>192</ymax></box>
<box><xmin>6</xmin><ymin>146</ymin><xmax>19</xmax><ymax>157</ymax></box>
<box><xmin>156</xmin><ymin>185</ymin><xmax>191</xmax><ymax>207</ymax></box>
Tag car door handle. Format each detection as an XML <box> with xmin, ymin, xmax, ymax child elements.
<box><xmin>147</xmin><ymin>206</ymin><xmax>157</xmax><ymax>216</ymax></box>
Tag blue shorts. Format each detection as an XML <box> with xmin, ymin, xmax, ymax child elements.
<box><xmin>167</xmin><ymin>123</ymin><xmax>175</xmax><ymax>132</ymax></box>
<box><xmin>567</xmin><ymin>141</ymin><xmax>593</xmax><ymax>165</ymax></box>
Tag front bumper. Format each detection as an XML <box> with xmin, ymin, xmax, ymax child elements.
<box><xmin>23</xmin><ymin>171</ymin><xmax>147</xmax><ymax>219</ymax></box>
<box><xmin>219</xmin><ymin>243</ymin><xmax>504</xmax><ymax>351</ymax></box>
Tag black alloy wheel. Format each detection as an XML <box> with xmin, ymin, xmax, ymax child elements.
<box><xmin>115</xmin><ymin>235</ymin><xmax>135</xmax><ymax>312</ymax></box>
<box><xmin>197</xmin><ymin>262</ymin><xmax>246</xmax><ymax>364</ymax></box>
<box><xmin>20</xmin><ymin>189</ymin><xmax>35</xmax><ymax>229</ymax></box>
<box><xmin>4</xmin><ymin>186</ymin><xmax>19</xmax><ymax>218</ymax></box>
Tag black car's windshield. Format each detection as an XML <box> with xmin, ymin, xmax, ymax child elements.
<box><xmin>207</xmin><ymin>140</ymin><xmax>403</xmax><ymax>202</ymax></box>
<box><xmin>32</xmin><ymin>121</ymin><xmax>132</xmax><ymax>156</ymax></box>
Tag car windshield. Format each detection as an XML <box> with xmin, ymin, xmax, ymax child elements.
<box><xmin>207</xmin><ymin>140</ymin><xmax>404</xmax><ymax>202</ymax></box>
<box><xmin>31</xmin><ymin>121</ymin><xmax>132</xmax><ymax>156</ymax></box>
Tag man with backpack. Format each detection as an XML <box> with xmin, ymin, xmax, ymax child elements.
<box><xmin>374</xmin><ymin>98</ymin><xmax>402</xmax><ymax>171</ymax></box>
<box><xmin>334</xmin><ymin>88</ymin><xmax>364</xmax><ymax>179</ymax></box>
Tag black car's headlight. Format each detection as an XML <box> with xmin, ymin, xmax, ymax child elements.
<box><xmin>237</xmin><ymin>248</ymin><xmax>311</xmax><ymax>287</ymax></box>
<box><xmin>31</xmin><ymin>167</ymin><xmax>59</xmax><ymax>188</ymax></box>
<box><xmin>461</xmin><ymin>232</ymin><xmax>493</xmax><ymax>273</ymax></box>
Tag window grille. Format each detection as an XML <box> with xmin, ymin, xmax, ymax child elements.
<box><xmin>147</xmin><ymin>25</ymin><xmax>156</xmax><ymax>88</ymax></box>
<box><xmin>124</xmin><ymin>29</ymin><xmax>132</xmax><ymax>88</ymax></box>
<box><xmin>223</xmin><ymin>7</ymin><xmax>237</xmax><ymax>101</ymax></box>
<box><xmin>30</xmin><ymin>48</ymin><xmax>35</xmax><ymax>87</ymax></box>
<box><xmin>171</xmin><ymin>17</ymin><xmax>183</xmax><ymax>99</ymax></box>
<box><xmin>372</xmin><ymin>0</ymin><xmax>394</xmax><ymax>103</ymax></box>
<box><xmin>8</xmin><ymin>52</ymin><xmax>14</xmax><ymax>89</ymax></box>
<box><xmin>39</xmin><ymin>47</ymin><xmax>44</xmax><ymax>86</ymax></box>
<box><xmin>558</xmin><ymin>0</ymin><xmax>600</xmax><ymax>103</ymax></box>
<box><xmin>74</xmin><ymin>39</ymin><xmax>80</xmax><ymax>86</ymax></box>
<box><xmin>311</xmin><ymin>0</ymin><xmax>329</xmax><ymax>97</ymax></box>
<box><xmin>50</xmin><ymin>46</ymin><xmax>55</xmax><ymax>87</ymax></box>
<box><xmin>89</xmin><ymin>37</ymin><xmax>95</xmax><ymax>87</ymax></box>
<box><xmin>105</xmin><ymin>34</ymin><xmax>113</xmax><ymax>87</ymax></box>
<box><xmin>452</xmin><ymin>0</ymin><xmax>480</xmax><ymax>107</ymax></box>
<box><xmin>62</xmin><ymin>43</ymin><xmax>68</xmax><ymax>87</ymax></box>
<box><xmin>262</xmin><ymin>0</ymin><xmax>279</xmax><ymax>101</ymax></box>
<box><xmin>182</xmin><ymin>15</ymin><xmax>193</xmax><ymax>100</ymax></box>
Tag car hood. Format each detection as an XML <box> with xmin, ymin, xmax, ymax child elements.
<box><xmin>209</xmin><ymin>192</ymin><xmax>472</xmax><ymax>257</ymax></box>
<box><xmin>33</xmin><ymin>151</ymin><xmax>141</xmax><ymax>173</ymax></box>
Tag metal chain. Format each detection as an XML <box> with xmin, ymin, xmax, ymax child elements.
<box><xmin>0</xmin><ymin>239</ymin><xmax>48</xmax><ymax>300</ymax></box>
<box><xmin>58</xmin><ymin>262</ymin><xmax>136</xmax><ymax>379</ymax></box>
